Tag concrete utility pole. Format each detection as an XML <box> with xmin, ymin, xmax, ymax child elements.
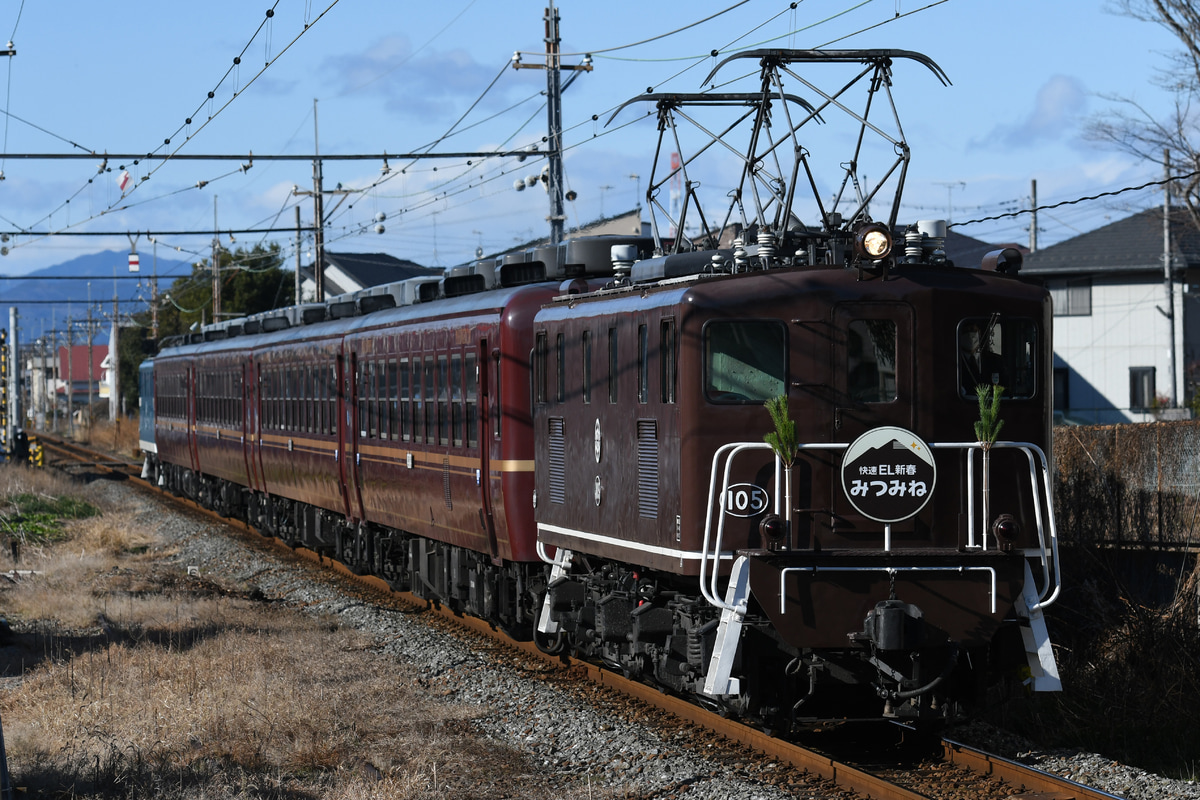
<box><xmin>86</xmin><ymin>303</ymin><xmax>96</xmax><ymax>439</ymax></box>
<box><xmin>151</xmin><ymin>240</ymin><xmax>159</xmax><ymax>340</ymax></box>
<box><xmin>313</xmin><ymin>99</ymin><xmax>325</xmax><ymax>301</ymax></box>
<box><xmin>212</xmin><ymin>195</ymin><xmax>222</xmax><ymax>321</ymax></box>
<box><xmin>65</xmin><ymin>318</ymin><xmax>74</xmax><ymax>439</ymax></box>
<box><xmin>5</xmin><ymin>307</ymin><xmax>18</xmax><ymax>447</ymax></box>
<box><xmin>295</xmin><ymin>205</ymin><xmax>302</xmax><ymax>305</ymax></box>
<box><xmin>109</xmin><ymin>288</ymin><xmax>119</xmax><ymax>423</ymax></box>
<box><xmin>1162</xmin><ymin>149</ymin><xmax>1177</xmax><ymax>408</ymax></box>
<box><xmin>512</xmin><ymin>2</ymin><xmax>592</xmax><ymax>245</ymax></box>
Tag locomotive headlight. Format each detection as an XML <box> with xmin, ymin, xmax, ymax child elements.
<box><xmin>854</xmin><ymin>223</ymin><xmax>893</xmax><ymax>260</ymax></box>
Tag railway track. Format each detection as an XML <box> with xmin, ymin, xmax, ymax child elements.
<box><xmin>38</xmin><ymin>433</ymin><xmax>1120</xmax><ymax>800</ymax></box>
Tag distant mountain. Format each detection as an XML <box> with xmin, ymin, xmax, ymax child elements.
<box><xmin>0</xmin><ymin>249</ymin><xmax>192</xmax><ymax>345</ymax></box>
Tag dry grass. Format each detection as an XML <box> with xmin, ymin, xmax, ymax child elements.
<box><xmin>0</xmin><ymin>464</ymin><xmax>557</xmax><ymax>798</ymax></box>
<box><xmin>84</xmin><ymin>416</ymin><xmax>141</xmax><ymax>458</ymax></box>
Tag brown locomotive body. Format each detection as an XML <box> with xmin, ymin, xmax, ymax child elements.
<box><xmin>532</xmin><ymin>250</ymin><xmax>1060</xmax><ymax>721</ymax></box>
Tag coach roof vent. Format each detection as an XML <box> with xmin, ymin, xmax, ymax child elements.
<box><xmin>376</xmin><ymin>276</ymin><xmax>442</xmax><ymax>307</ymax></box>
<box><xmin>533</xmin><ymin>243</ymin><xmax>568</xmax><ymax>279</ymax></box>
<box><xmin>473</xmin><ymin>258</ymin><xmax>498</xmax><ymax>289</ymax></box>
<box><xmin>499</xmin><ymin>250</ymin><xmax>546</xmax><ymax>287</ymax></box>
<box><xmin>358</xmin><ymin>292</ymin><xmax>396</xmax><ymax>315</ymax></box>
<box><xmin>285</xmin><ymin>303</ymin><xmax>326</xmax><ymax>326</ymax></box>
<box><xmin>418</xmin><ymin>279</ymin><xmax>444</xmax><ymax>303</ymax></box>
<box><xmin>445</xmin><ymin>265</ymin><xmax>487</xmax><ymax>298</ymax></box>
<box><xmin>261</xmin><ymin>314</ymin><xmax>290</xmax><ymax>332</ymax></box>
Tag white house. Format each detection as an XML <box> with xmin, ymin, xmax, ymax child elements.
<box><xmin>1021</xmin><ymin>207</ymin><xmax>1200</xmax><ymax>424</ymax></box>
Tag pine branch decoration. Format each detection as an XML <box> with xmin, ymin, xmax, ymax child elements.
<box><xmin>974</xmin><ymin>384</ymin><xmax>1005</xmax><ymax>446</ymax></box>
<box><xmin>764</xmin><ymin>395</ymin><xmax>797</xmax><ymax>466</ymax></box>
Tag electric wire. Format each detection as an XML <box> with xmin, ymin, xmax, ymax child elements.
<box><xmin>950</xmin><ymin>169</ymin><xmax>1200</xmax><ymax>231</ymax></box>
<box><xmin>518</xmin><ymin>0</ymin><xmax>754</xmax><ymax>58</ymax></box>
<box><xmin>5</xmin><ymin>3</ymin><xmax>338</xmax><ymax>253</ymax></box>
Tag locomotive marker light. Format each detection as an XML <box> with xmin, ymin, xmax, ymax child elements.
<box><xmin>841</xmin><ymin>426</ymin><xmax>936</xmax><ymax>526</ymax></box>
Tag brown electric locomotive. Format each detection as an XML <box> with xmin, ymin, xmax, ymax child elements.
<box><xmin>143</xmin><ymin>49</ymin><xmax>1061</xmax><ymax>728</ymax></box>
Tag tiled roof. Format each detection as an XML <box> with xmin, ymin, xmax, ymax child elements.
<box><xmin>1021</xmin><ymin>207</ymin><xmax>1200</xmax><ymax>276</ymax></box>
<box><xmin>323</xmin><ymin>252</ymin><xmax>441</xmax><ymax>290</ymax></box>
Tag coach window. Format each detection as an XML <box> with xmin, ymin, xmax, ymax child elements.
<box><xmin>465</xmin><ymin>352</ymin><xmax>478</xmax><ymax>448</ymax></box>
<box><xmin>307</xmin><ymin>365</ymin><xmax>314</xmax><ymax>434</ymax></box>
<box><xmin>387</xmin><ymin>358</ymin><xmax>398</xmax><ymax>441</ymax></box>
<box><xmin>703</xmin><ymin>320</ymin><xmax>786</xmax><ymax>403</ymax></box>
<box><xmin>413</xmin><ymin>358</ymin><xmax>424</xmax><ymax>443</ymax></box>
<box><xmin>451</xmin><ymin>353</ymin><xmax>464</xmax><ymax>446</ymax></box>
<box><xmin>399</xmin><ymin>358</ymin><xmax>411</xmax><ymax>441</ymax></box>
<box><xmin>377</xmin><ymin>359</ymin><xmax>386</xmax><ymax>439</ymax></box>
<box><xmin>300</xmin><ymin>366</ymin><xmax>309</xmax><ymax>433</ymax></box>
<box><xmin>847</xmin><ymin>320</ymin><xmax>897</xmax><ymax>403</ymax></box>
<box><xmin>424</xmin><ymin>355</ymin><xmax>436</xmax><ymax>445</ymax></box>
<box><xmin>957</xmin><ymin>316</ymin><xmax>1037</xmax><ymax>399</ymax></box>
<box><xmin>637</xmin><ymin>324</ymin><xmax>649</xmax><ymax>404</ymax></box>
<box><xmin>582</xmin><ymin>330</ymin><xmax>592</xmax><ymax>404</ymax></box>
<box><xmin>608</xmin><ymin>326</ymin><xmax>619</xmax><ymax>404</ymax></box>
<box><xmin>438</xmin><ymin>354</ymin><xmax>450</xmax><ymax>445</ymax></box>
<box><xmin>285</xmin><ymin>367</ymin><xmax>294</xmax><ymax>432</ymax></box>
<box><xmin>661</xmin><ymin>318</ymin><xmax>677</xmax><ymax>404</ymax></box>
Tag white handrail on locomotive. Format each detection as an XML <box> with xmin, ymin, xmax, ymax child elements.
<box><xmin>700</xmin><ymin>439</ymin><xmax>1062</xmax><ymax>615</ymax></box>
<box><xmin>699</xmin><ymin>441</ymin><xmax>782</xmax><ymax>611</ymax></box>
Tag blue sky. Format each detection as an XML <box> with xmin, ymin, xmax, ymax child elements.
<box><xmin>0</xmin><ymin>0</ymin><xmax>1183</xmax><ymax>284</ymax></box>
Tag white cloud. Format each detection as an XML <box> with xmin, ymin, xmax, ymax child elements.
<box><xmin>971</xmin><ymin>75</ymin><xmax>1089</xmax><ymax>150</ymax></box>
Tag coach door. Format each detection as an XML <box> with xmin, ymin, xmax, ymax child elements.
<box><xmin>244</xmin><ymin>359</ymin><xmax>263</xmax><ymax>493</ymax></box>
<box><xmin>476</xmin><ymin>338</ymin><xmax>501</xmax><ymax>562</ymax></box>
<box><xmin>186</xmin><ymin>365</ymin><xmax>200</xmax><ymax>474</ymax></box>
<box><xmin>336</xmin><ymin>352</ymin><xmax>356</xmax><ymax>522</ymax></box>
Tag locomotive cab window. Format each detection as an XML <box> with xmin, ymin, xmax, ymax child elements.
<box><xmin>847</xmin><ymin>320</ymin><xmax>897</xmax><ymax>403</ymax></box>
<box><xmin>958</xmin><ymin>316</ymin><xmax>1037</xmax><ymax>399</ymax></box>
<box><xmin>703</xmin><ymin>320</ymin><xmax>786</xmax><ymax>403</ymax></box>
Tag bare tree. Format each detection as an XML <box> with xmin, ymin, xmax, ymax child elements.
<box><xmin>1088</xmin><ymin>0</ymin><xmax>1200</xmax><ymax>229</ymax></box>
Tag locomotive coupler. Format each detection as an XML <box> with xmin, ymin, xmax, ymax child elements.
<box><xmin>859</xmin><ymin>599</ymin><xmax>925</xmax><ymax>651</ymax></box>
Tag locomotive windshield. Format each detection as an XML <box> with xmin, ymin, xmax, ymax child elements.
<box><xmin>958</xmin><ymin>316</ymin><xmax>1037</xmax><ymax>399</ymax></box>
<box><xmin>704</xmin><ymin>320</ymin><xmax>787</xmax><ymax>403</ymax></box>
<box><xmin>847</xmin><ymin>320</ymin><xmax>897</xmax><ymax>403</ymax></box>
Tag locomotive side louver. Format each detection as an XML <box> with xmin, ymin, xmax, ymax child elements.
<box><xmin>637</xmin><ymin>419</ymin><xmax>658</xmax><ymax>519</ymax></box>
<box><xmin>548</xmin><ymin>417</ymin><xmax>566</xmax><ymax>504</ymax></box>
